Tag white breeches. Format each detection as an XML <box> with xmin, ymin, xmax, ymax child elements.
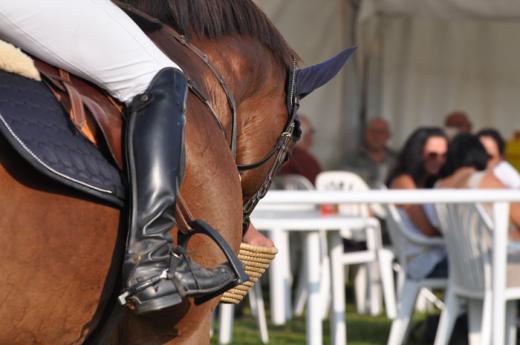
<box><xmin>0</xmin><ymin>0</ymin><xmax>181</xmax><ymax>103</ymax></box>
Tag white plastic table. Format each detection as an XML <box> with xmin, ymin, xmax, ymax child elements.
<box><xmin>258</xmin><ymin>189</ymin><xmax>520</xmax><ymax>345</ymax></box>
<box><xmin>251</xmin><ymin>209</ymin><xmax>370</xmax><ymax>345</ymax></box>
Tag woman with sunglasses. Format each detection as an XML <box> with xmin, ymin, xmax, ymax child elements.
<box><xmin>386</xmin><ymin>127</ymin><xmax>449</xmax><ymax>280</ymax></box>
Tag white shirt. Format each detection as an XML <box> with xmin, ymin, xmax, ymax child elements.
<box><xmin>398</xmin><ymin>206</ymin><xmax>446</xmax><ymax>280</ymax></box>
<box><xmin>494</xmin><ymin>161</ymin><xmax>520</xmax><ymax>189</ymax></box>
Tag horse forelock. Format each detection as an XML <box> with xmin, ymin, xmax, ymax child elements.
<box><xmin>118</xmin><ymin>0</ymin><xmax>299</xmax><ymax>70</ymax></box>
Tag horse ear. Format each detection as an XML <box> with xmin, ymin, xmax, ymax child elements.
<box><xmin>295</xmin><ymin>46</ymin><xmax>357</xmax><ymax>99</ymax></box>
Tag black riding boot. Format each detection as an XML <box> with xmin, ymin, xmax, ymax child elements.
<box><xmin>119</xmin><ymin>68</ymin><xmax>236</xmax><ymax>314</ymax></box>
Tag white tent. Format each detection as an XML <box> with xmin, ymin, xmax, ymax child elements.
<box><xmin>255</xmin><ymin>0</ymin><xmax>520</xmax><ymax>169</ymax></box>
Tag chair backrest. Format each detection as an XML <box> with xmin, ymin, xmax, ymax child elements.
<box><xmin>435</xmin><ymin>203</ymin><xmax>493</xmax><ymax>295</ymax></box>
<box><xmin>383</xmin><ymin>203</ymin><xmax>411</xmax><ymax>268</ymax></box>
<box><xmin>383</xmin><ymin>203</ymin><xmax>445</xmax><ymax>272</ymax></box>
<box><xmin>315</xmin><ymin>171</ymin><xmax>370</xmax><ymax>217</ymax></box>
<box><xmin>277</xmin><ymin>174</ymin><xmax>315</xmax><ymax>191</ymax></box>
<box><xmin>256</xmin><ymin>174</ymin><xmax>316</xmax><ymax>212</ymax></box>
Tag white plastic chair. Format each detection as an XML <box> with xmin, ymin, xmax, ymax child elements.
<box><xmin>315</xmin><ymin>171</ymin><xmax>397</xmax><ymax>319</ymax></box>
<box><xmin>275</xmin><ymin>174</ymin><xmax>315</xmax><ymax>191</ymax></box>
<box><xmin>433</xmin><ymin>203</ymin><xmax>520</xmax><ymax>345</ymax></box>
<box><xmin>384</xmin><ymin>203</ymin><xmax>447</xmax><ymax>345</ymax></box>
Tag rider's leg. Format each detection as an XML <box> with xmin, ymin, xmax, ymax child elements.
<box><xmin>0</xmin><ymin>0</ymin><xmax>238</xmax><ymax>313</ymax></box>
<box><xmin>0</xmin><ymin>0</ymin><xmax>172</xmax><ymax>103</ymax></box>
<box><xmin>122</xmin><ymin>67</ymin><xmax>236</xmax><ymax>313</ymax></box>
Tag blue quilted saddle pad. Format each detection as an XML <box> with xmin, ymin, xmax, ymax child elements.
<box><xmin>0</xmin><ymin>70</ymin><xmax>125</xmax><ymax>206</ymax></box>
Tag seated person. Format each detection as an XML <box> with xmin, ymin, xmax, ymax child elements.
<box><xmin>444</xmin><ymin>111</ymin><xmax>472</xmax><ymax>138</ymax></box>
<box><xmin>437</xmin><ymin>133</ymin><xmax>520</xmax><ymax>239</ymax></box>
<box><xmin>477</xmin><ymin>128</ymin><xmax>520</xmax><ymax>189</ymax></box>
<box><xmin>387</xmin><ymin>127</ymin><xmax>448</xmax><ymax>279</ymax></box>
<box><xmin>279</xmin><ymin>113</ymin><xmax>321</xmax><ymax>184</ymax></box>
<box><xmin>344</xmin><ymin>117</ymin><xmax>397</xmax><ymax>188</ymax></box>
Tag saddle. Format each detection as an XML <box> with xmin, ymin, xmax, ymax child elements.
<box><xmin>34</xmin><ymin>59</ymin><xmax>125</xmax><ymax>170</ymax></box>
<box><xmin>0</xmin><ymin>40</ymin><xmax>202</xmax><ymax>228</ymax></box>
<box><xmin>33</xmin><ymin>59</ymin><xmax>209</xmax><ymax>231</ymax></box>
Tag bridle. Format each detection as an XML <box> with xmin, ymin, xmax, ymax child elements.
<box><xmin>238</xmin><ymin>65</ymin><xmax>300</xmax><ymax>232</ymax></box>
<box><xmin>117</xmin><ymin>3</ymin><xmax>300</xmax><ymax>231</ymax></box>
<box><xmin>171</xmin><ymin>33</ymin><xmax>300</xmax><ymax>232</ymax></box>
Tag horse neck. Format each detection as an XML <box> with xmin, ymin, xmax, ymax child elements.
<box><xmin>151</xmin><ymin>30</ymin><xmax>288</xmax><ymax>198</ymax></box>
<box><xmin>192</xmin><ymin>35</ymin><xmax>288</xmax><ymax>152</ymax></box>
<box><xmin>201</xmin><ymin>37</ymin><xmax>289</xmax><ymax>199</ymax></box>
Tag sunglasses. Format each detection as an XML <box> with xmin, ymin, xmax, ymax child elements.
<box><xmin>425</xmin><ymin>152</ymin><xmax>447</xmax><ymax>160</ymax></box>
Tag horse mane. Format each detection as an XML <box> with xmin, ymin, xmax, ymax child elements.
<box><xmin>119</xmin><ymin>0</ymin><xmax>299</xmax><ymax>69</ymax></box>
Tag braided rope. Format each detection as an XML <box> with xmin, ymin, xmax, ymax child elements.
<box><xmin>221</xmin><ymin>243</ymin><xmax>278</xmax><ymax>304</ymax></box>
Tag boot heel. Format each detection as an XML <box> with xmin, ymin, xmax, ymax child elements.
<box><xmin>134</xmin><ymin>291</ymin><xmax>183</xmax><ymax>315</ymax></box>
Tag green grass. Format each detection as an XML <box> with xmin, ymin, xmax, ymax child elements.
<box><xmin>210</xmin><ymin>297</ymin><xmax>446</xmax><ymax>345</ymax></box>
<box><xmin>210</xmin><ymin>283</ymin><xmax>474</xmax><ymax>345</ymax></box>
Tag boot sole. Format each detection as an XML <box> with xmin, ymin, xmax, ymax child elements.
<box><xmin>192</xmin><ymin>278</ymin><xmax>240</xmax><ymax>305</ymax></box>
<box><xmin>134</xmin><ymin>292</ymin><xmax>183</xmax><ymax>315</ymax></box>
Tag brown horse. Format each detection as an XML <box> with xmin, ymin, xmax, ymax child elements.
<box><xmin>0</xmin><ymin>1</ymin><xmax>353</xmax><ymax>344</ymax></box>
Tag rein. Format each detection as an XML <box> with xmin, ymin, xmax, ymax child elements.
<box><xmin>164</xmin><ymin>31</ymin><xmax>240</xmax><ymax>157</ymax></box>
<box><xmin>116</xmin><ymin>3</ymin><xmax>299</xmax><ymax>230</ymax></box>
<box><xmin>116</xmin><ymin>2</ymin><xmax>238</xmax><ymax>156</ymax></box>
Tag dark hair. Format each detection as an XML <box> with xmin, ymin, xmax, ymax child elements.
<box><xmin>476</xmin><ymin>128</ymin><xmax>506</xmax><ymax>156</ymax></box>
<box><xmin>386</xmin><ymin>127</ymin><xmax>447</xmax><ymax>188</ymax></box>
<box><xmin>440</xmin><ymin>133</ymin><xmax>489</xmax><ymax>178</ymax></box>
<box><xmin>120</xmin><ymin>0</ymin><xmax>298</xmax><ymax>69</ymax></box>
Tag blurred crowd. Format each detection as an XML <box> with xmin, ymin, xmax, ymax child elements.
<box><xmin>279</xmin><ymin>110</ymin><xmax>520</xmax><ymax>279</ymax></box>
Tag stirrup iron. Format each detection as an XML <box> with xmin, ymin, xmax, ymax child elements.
<box><xmin>178</xmin><ymin>220</ymin><xmax>249</xmax><ymax>303</ymax></box>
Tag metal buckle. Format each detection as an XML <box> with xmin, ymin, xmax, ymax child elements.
<box><xmin>118</xmin><ymin>291</ymin><xmax>130</xmax><ymax>305</ymax></box>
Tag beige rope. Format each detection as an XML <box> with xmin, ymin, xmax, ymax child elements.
<box><xmin>221</xmin><ymin>243</ymin><xmax>278</xmax><ymax>304</ymax></box>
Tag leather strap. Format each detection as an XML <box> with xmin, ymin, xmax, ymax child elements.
<box><xmin>62</xmin><ymin>84</ymin><xmax>89</xmax><ymax>136</ymax></box>
<box><xmin>175</xmin><ymin>194</ymin><xmax>194</xmax><ymax>235</ymax></box>
<box><xmin>59</xmin><ymin>70</ymin><xmax>86</xmax><ymax>131</ymax></box>
<box><xmin>80</xmin><ymin>95</ymin><xmax>123</xmax><ymax>168</ymax></box>
<box><xmin>34</xmin><ymin>59</ymin><xmax>124</xmax><ymax>169</ymax></box>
